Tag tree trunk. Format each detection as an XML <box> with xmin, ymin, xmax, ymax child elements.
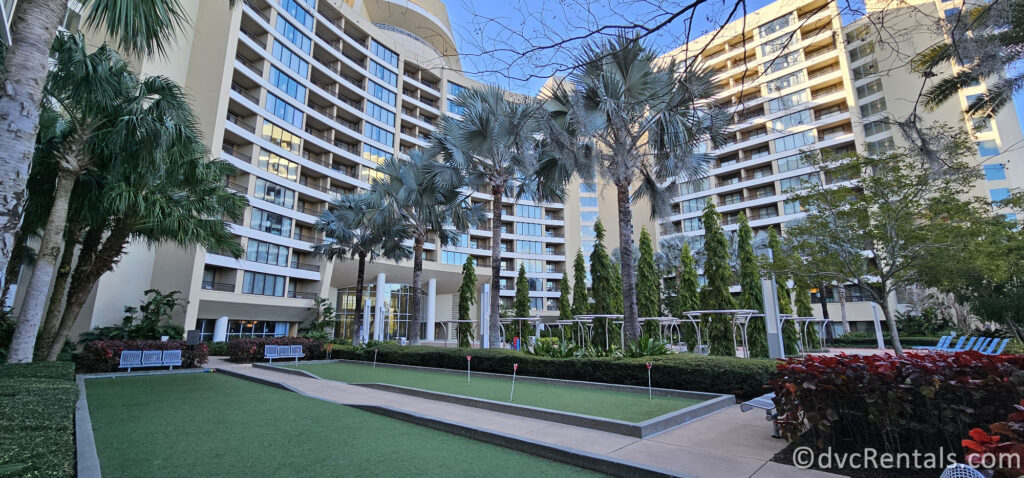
<box><xmin>0</xmin><ymin>0</ymin><xmax>68</xmax><ymax>280</ymax></box>
<box><xmin>353</xmin><ymin>252</ymin><xmax>366</xmax><ymax>343</ymax></box>
<box><xmin>408</xmin><ymin>234</ymin><xmax>424</xmax><ymax>345</ymax></box>
<box><xmin>488</xmin><ymin>185</ymin><xmax>504</xmax><ymax>348</ymax></box>
<box><xmin>837</xmin><ymin>286</ymin><xmax>851</xmax><ymax>333</ymax></box>
<box><xmin>7</xmin><ymin>171</ymin><xmax>75</xmax><ymax>363</ymax></box>
<box><xmin>1</xmin><ymin>231</ymin><xmax>28</xmax><ymax>304</ymax></box>
<box><xmin>46</xmin><ymin>224</ymin><xmax>131</xmax><ymax>360</ymax></box>
<box><xmin>878</xmin><ymin>290</ymin><xmax>903</xmax><ymax>355</ymax></box>
<box><xmin>35</xmin><ymin>226</ymin><xmax>78</xmax><ymax>358</ymax></box>
<box><xmin>819</xmin><ymin>283</ymin><xmax>834</xmax><ymax>344</ymax></box>
<box><xmin>615</xmin><ymin>183</ymin><xmax>640</xmax><ymax>345</ymax></box>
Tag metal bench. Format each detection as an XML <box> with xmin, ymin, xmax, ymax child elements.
<box><xmin>265</xmin><ymin>345</ymin><xmax>304</xmax><ymax>362</ymax></box>
<box><xmin>118</xmin><ymin>350</ymin><xmax>183</xmax><ymax>372</ymax></box>
<box><xmin>740</xmin><ymin>392</ymin><xmax>781</xmax><ymax>438</ymax></box>
<box><xmin>288</xmin><ymin>345</ymin><xmax>304</xmax><ymax>362</ymax></box>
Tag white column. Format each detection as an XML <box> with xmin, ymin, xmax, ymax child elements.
<box><xmin>480</xmin><ymin>283</ymin><xmax>490</xmax><ymax>348</ymax></box>
<box><xmin>374</xmin><ymin>273</ymin><xmax>386</xmax><ymax>340</ymax></box>
<box><xmin>212</xmin><ymin>316</ymin><xmax>228</xmax><ymax>343</ymax></box>
<box><xmin>425</xmin><ymin>278</ymin><xmax>437</xmax><ymax>341</ymax></box>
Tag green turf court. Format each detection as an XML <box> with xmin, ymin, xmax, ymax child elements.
<box><xmin>289</xmin><ymin>362</ymin><xmax>704</xmax><ymax>422</ymax></box>
<box><xmin>85</xmin><ymin>372</ymin><xmax>601</xmax><ymax>477</ymax></box>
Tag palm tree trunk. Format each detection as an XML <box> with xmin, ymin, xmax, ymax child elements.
<box><xmin>0</xmin><ymin>0</ymin><xmax>68</xmax><ymax>279</ymax></box>
<box><xmin>353</xmin><ymin>251</ymin><xmax>366</xmax><ymax>342</ymax></box>
<box><xmin>35</xmin><ymin>226</ymin><xmax>79</xmax><ymax>358</ymax></box>
<box><xmin>615</xmin><ymin>183</ymin><xmax>640</xmax><ymax>345</ymax></box>
<box><xmin>408</xmin><ymin>234</ymin><xmax>425</xmax><ymax>344</ymax></box>
<box><xmin>2</xmin><ymin>231</ymin><xmax>28</xmax><ymax>304</ymax></box>
<box><xmin>488</xmin><ymin>185</ymin><xmax>504</xmax><ymax>348</ymax></box>
<box><xmin>46</xmin><ymin>224</ymin><xmax>131</xmax><ymax>360</ymax></box>
<box><xmin>7</xmin><ymin>171</ymin><xmax>76</xmax><ymax>363</ymax></box>
<box><xmin>837</xmin><ymin>286</ymin><xmax>851</xmax><ymax>334</ymax></box>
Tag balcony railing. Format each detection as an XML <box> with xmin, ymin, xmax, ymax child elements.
<box><xmin>291</xmin><ymin>262</ymin><xmax>322</xmax><ymax>272</ymax></box>
<box><xmin>293</xmin><ymin>232</ymin><xmax>320</xmax><ymax>243</ymax></box>
<box><xmin>238</xmin><ymin>25</ymin><xmax>266</xmax><ymax>47</ymax></box>
<box><xmin>297</xmin><ymin>205</ymin><xmax>322</xmax><ymax>216</ymax></box>
<box><xmin>235</xmin><ymin>55</ymin><xmax>263</xmax><ymax>75</ymax></box>
<box><xmin>288</xmin><ymin>291</ymin><xmax>318</xmax><ymax>299</ymax></box>
<box><xmin>242</xmin><ymin>0</ymin><xmax>269</xmax><ymax>22</ymax></box>
<box><xmin>225</xmin><ymin>179</ymin><xmax>247</xmax><ymax>193</ymax></box>
<box><xmin>221</xmin><ymin>143</ymin><xmax>250</xmax><ymax>161</ymax></box>
<box><xmin>225</xmin><ymin>113</ymin><xmax>255</xmax><ymax>133</ymax></box>
<box><xmin>230</xmin><ymin>82</ymin><xmax>259</xmax><ymax>104</ymax></box>
<box><xmin>298</xmin><ymin>178</ymin><xmax>330</xmax><ymax>193</ymax></box>
<box><xmin>201</xmin><ymin>281</ymin><xmax>235</xmax><ymax>292</ymax></box>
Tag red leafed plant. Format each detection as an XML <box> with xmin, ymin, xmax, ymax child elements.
<box><xmin>226</xmin><ymin>337</ymin><xmax>326</xmax><ymax>362</ymax></box>
<box><xmin>771</xmin><ymin>351</ymin><xmax>1024</xmax><ymax>457</ymax></box>
<box><xmin>962</xmin><ymin>400</ymin><xmax>1024</xmax><ymax>477</ymax></box>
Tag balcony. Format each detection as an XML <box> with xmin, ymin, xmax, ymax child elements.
<box><xmin>230</xmin><ymin>82</ymin><xmax>259</xmax><ymax>104</ymax></box>
<box><xmin>293</xmin><ymin>232</ymin><xmax>321</xmax><ymax>243</ymax></box>
<box><xmin>238</xmin><ymin>25</ymin><xmax>266</xmax><ymax>48</ymax></box>
<box><xmin>297</xmin><ymin>205</ymin><xmax>322</xmax><ymax>216</ymax></box>
<box><xmin>221</xmin><ymin>143</ymin><xmax>250</xmax><ymax>161</ymax></box>
<box><xmin>235</xmin><ymin>55</ymin><xmax>263</xmax><ymax>75</ymax></box>
<box><xmin>201</xmin><ymin>281</ymin><xmax>235</xmax><ymax>292</ymax></box>
<box><xmin>291</xmin><ymin>261</ymin><xmax>322</xmax><ymax>272</ymax></box>
<box><xmin>288</xmin><ymin>291</ymin><xmax>318</xmax><ymax>299</ymax></box>
<box><xmin>225</xmin><ymin>179</ymin><xmax>247</xmax><ymax>194</ymax></box>
<box><xmin>225</xmin><ymin>113</ymin><xmax>256</xmax><ymax>133</ymax></box>
<box><xmin>298</xmin><ymin>177</ymin><xmax>330</xmax><ymax>194</ymax></box>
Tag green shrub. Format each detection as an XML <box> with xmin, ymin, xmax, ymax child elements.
<box><xmin>329</xmin><ymin>345</ymin><xmax>773</xmax><ymax>399</ymax></box>
<box><xmin>622</xmin><ymin>336</ymin><xmax>671</xmax><ymax>358</ymax></box>
<box><xmin>227</xmin><ymin>338</ymin><xmax>326</xmax><ymax>362</ymax></box>
<box><xmin>832</xmin><ymin>335</ymin><xmax>952</xmax><ymax>348</ymax></box>
<box><xmin>76</xmin><ymin>340</ymin><xmax>208</xmax><ymax>373</ymax></box>
<box><xmin>207</xmin><ymin>342</ymin><xmax>228</xmax><ymax>356</ymax></box>
<box><xmin>0</xmin><ymin>362</ymin><xmax>78</xmax><ymax>477</ymax></box>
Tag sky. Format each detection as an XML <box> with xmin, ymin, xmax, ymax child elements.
<box><xmin>440</xmin><ymin>0</ymin><xmax>1024</xmax><ymax>127</ymax></box>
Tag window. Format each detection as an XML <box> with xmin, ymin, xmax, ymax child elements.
<box><xmin>250</xmin><ymin>208</ymin><xmax>293</xmax><ymax>237</ymax></box>
<box><xmin>253</xmin><ymin>178</ymin><xmax>295</xmax><ymax>208</ymax></box>
<box><xmin>783</xmin><ymin>199</ymin><xmax>806</xmax><ymax>215</ymax></box>
<box><xmin>863</xmin><ymin>120</ymin><xmax>890</xmax><ymax>137</ymax></box>
<box><xmin>441</xmin><ymin>251</ymin><xmax>468</xmax><ymax>265</ymax></box>
<box><xmin>758</xmin><ymin>14</ymin><xmax>791</xmax><ymax>37</ymax></box>
<box><xmin>579</xmin><ymin>211</ymin><xmax>599</xmax><ymax>223</ymax></box>
<box><xmin>447</xmin><ymin>101</ymin><xmax>467</xmax><ymax>116</ymax></box>
<box><xmin>367</xmin><ymin>81</ymin><xmax>396</xmax><ymax>106</ymax></box>
<box><xmin>851</xmin><ymin>60</ymin><xmax>879</xmax><ymax>80</ymax></box>
<box><xmin>683</xmin><ymin>217</ymin><xmax>702</xmax><ymax>232</ymax></box>
<box><xmin>972</xmin><ymin>117</ymin><xmax>992</xmax><ymax>133</ymax></box>
<box><xmin>990</xmin><ymin>188</ymin><xmax>1010</xmax><ymax>202</ymax></box>
<box><xmin>365</xmin><ymin>101</ymin><xmax>395</xmax><ymax>126</ymax></box>
<box><xmin>749</xmin><ymin>146</ymin><xmax>771</xmax><ymax>159</ymax></box>
<box><xmin>977</xmin><ymin>140</ymin><xmax>1000</xmax><ymax>156</ymax></box>
<box><xmin>848</xmin><ymin>42</ymin><xmax>874</xmax><ymax>62</ymax></box>
<box><xmin>517</xmin><ymin>259</ymin><xmax>542</xmax><ymax>272</ymax></box>
<box><xmin>682</xmin><ymin>198</ymin><xmax>704</xmax><ymax>213</ymax></box>
<box><xmin>361</xmin><ymin>145</ymin><xmax>392</xmax><ymax>183</ymax></box>
<box><xmin>269</xmin><ymin>66</ymin><xmax>306</xmax><ymax>102</ymax></box>
<box><xmin>516</xmin><ymin>205</ymin><xmax>542</xmax><ymax>218</ymax></box>
<box><xmin>530</xmin><ymin>297</ymin><xmax>543</xmax><ymax>310</ymax></box>
<box><xmin>579</xmin><ymin>182</ymin><xmax>597</xmax><ymax>193</ymax></box>
<box><xmin>845</xmin><ymin>24</ymin><xmax>869</xmax><ymax>43</ymax></box>
<box><xmin>275</xmin><ymin>18</ymin><xmax>311</xmax><ymax>54</ymax></box>
<box><xmin>768</xmin><ymin>90</ymin><xmax>808</xmax><ymax>113</ymax></box>
<box><xmin>777</xmin><ymin>154</ymin><xmax>809</xmax><ymax>173</ymax></box>
<box><xmin>581</xmin><ymin>240</ymin><xmax>595</xmax><ymax>254</ymax></box>
<box><xmin>763</xmin><ymin>51</ymin><xmax>801</xmax><ymax>74</ymax></box>
<box><xmin>820</xmin><ymin>125</ymin><xmax>848</xmax><ymax>140</ymax></box>
<box><xmin>770</xmin><ymin>109</ymin><xmax>811</xmax><ymax>131</ymax></box>
<box><xmin>750</xmin><ymin>166</ymin><xmax>773</xmax><ymax>179</ymax></box>
<box><xmin>246</xmin><ymin>239</ymin><xmax>289</xmax><ymax>266</ymax></box>
<box><xmin>764</xmin><ymin>70</ymin><xmax>805</xmax><ymax>93</ymax></box>
<box><xmin>272</xmin><ymin>41</ymin><xmax>309</xmax><ymax>77</ymax></box>
<box><xmin>983</xmin><ymin>164</ymin><xmax>1007</xmax><ymax>181</ymax></box>
<box><xmin>364</xmin><ymin>123</ymin><xmax>394</xmax><ymax>146</ymax></box>
<box><xmin>761</xmin><ymin>35</ymin><xmax>794</xmax><ymax>56</ymax></box>
<box><xmin>516</xmin><ymin>241</ymin><xmax>542</xmax><ymax>254</ymax></box>
<box><xmin>280</xmin><ymin>0</ymin><xmax>313</xmax><ymax>30</ymax></box>
<box><xmin>780</xmin><ymin>172</ymin><xmax>820</xmax><ymax>192</ymax></box>
<box><xmin>447</xmin><ymin>82</ymin><xmax>466</xmax><ymax>97</ymax></box>
<box><xmin>774</xmin><ymin>130</ymin><xmax>815</xmax><ymax>152</ymax></box>
<box><xmin>580</xmin><ymin>197</ymin><xmax>598</xmax><ymax>208</ymax></box>
<box><xmin>679</xmin><ymin>178</ymin><xmax>710</xmax><ymax>195</ymax></box>
<box><xmin>266</xmin><ymin>94</ymin><xmax>304</xmax><ymax>128</ymax></box>
<box><xmin>866</xmin><ymin>137</ymin><xmax>896</xmax><ymax>155</ymax></box>
<box><xmin>370</xmin><ymin>40</ymin><xmax>398</xmax><ymax>67</ymax></box>
<box><xmin>258</xmin><ymin>151</ymin><xmax>299</xmax><ymax>180</ymax></box>
<box><xmin>721</xmin><ymin>192</ymin><xmax>742</xmax><ymax>205</ymax></box>
<box><xmin>261</xmin><ymin>121</ymin><xmax>301</xmax><ymax>154</ymax></box>
<box><xmin>369</xmin><ymin>60</ymin><xmax>397</xmax><ymax>86</ymax></box>
<box><xmin>242</xmin><ymin>272</ymin><xmax>286</xmax><ymax>296</ymax></box>
<box><xmin>855</xmin><ymin>79</ymin><xmax>883</xmax><ymax>99</ymax></box>
<box><xmin>515</xmin><ymin>223</ymin><xmax>542</xmax><ymax>236</ymax></box>
<box><xmin>859</xmin><ymin>98</ymin><xmax>887</xmax><ymax>117</ymax></box>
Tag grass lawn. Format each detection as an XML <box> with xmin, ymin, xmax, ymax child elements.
<box><xmin>290</xmin><ymin>362</ymin><xmax>703</xmax><ymax>422</ymax></box>
<box><xmin>85</xmin><ymin>372</ymin><xmax>601</xmax><ymax>477</ymax></box>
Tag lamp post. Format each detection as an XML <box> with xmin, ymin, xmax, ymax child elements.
<box><xmin>757</xmin><ymin>245</ymin><xmax>786</xmax><ymax>359</ymax></box>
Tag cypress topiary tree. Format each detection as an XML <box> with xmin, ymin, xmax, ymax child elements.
<box><xmin>737</xmin><ymin>214</ymin><xmax>768</xmax><ymax>358</ymax></box>
<box><xmin>512</xmin><ymin>264</ymin><xmax>533</xmax><ymax>340</ymax></box>
<box><xmin>571</xmin><ymin>250</ymin><xmax>589</xmax><ymax>316</ymax></box>
<box><xmin>675</xmin><ymin>242</ymin><xmax>701</xmax><ymax>350</ymax></box>
<box><xmin>559</xmin><ymin>272</ymin><xmax>572</xmax><ymax>321</ymax></box>
<box><xmin>457</xmin><ymin>256</ymin><xmax>476</xmax><ymax>348</ymax></box>
<box><xmin>698</xmin><ymin>203</ymin><xmax>737</xmax><ymax>356</ymax></box>
<box><xmin>637</xmin><ymin>227</ymin><xmax>661</xmax><ymax>337</ymax></box>
<box><xmin>795</xmin><ymin>278</ymin><xmax>819</xmax><ymax>351</ymax></box>
<box><xmin>589</xmin><ymin>220</ymin><xmax>618</xmax><ymax>348</ymax></box>
<box><xmin>769</xmin><ymin>228</ymin><xmax>800</xmax><ymax>355</ymax></box>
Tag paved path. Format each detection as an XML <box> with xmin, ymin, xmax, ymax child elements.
<box><xmin>208</xmin><ymin>358</ymin><xmax>843</xmax><ymax>478</ymax></box>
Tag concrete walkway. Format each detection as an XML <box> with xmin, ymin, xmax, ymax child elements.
<box><xmin>208</xmin><ymin>358</ymin><xmax>844</xmax><ymax>478</ymax></box>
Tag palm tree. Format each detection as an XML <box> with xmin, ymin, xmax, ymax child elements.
<box><xmin>430</xmin><ymin>86</ymin><xmax>558</xmax><ymax>348</ymax></box>
<box><xmin>0</xmin><ymin>0</ymin><xmax>202</xmax><ymax>278</ymax></box>
<box><xmin>368</xmin><ymin>150</ymin><xmax>483</xmax><ymax>344</ymax></box>
<box><xmin>314</xmin><ymin>194</ymin><xmax>411</xmax><ymax>343</ymax></box>
<box><xmin>544</xmin><ymin>35</ymin><xmax>728</xmax><ymax>345</ymax></box>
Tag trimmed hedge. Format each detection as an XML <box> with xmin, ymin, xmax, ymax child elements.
<box><xmin>227</xmin><ymin>337</ymin><xmax>327</xmax><ymax>362</ymax></box>
<box><xmin>0</xmin><ymin>362</ymin><xmax>78</xmax><ymax>477</ymax></box>
<box><xmin>76</xmin><ymin>340</ymin><xmax>208</xmax><ymax>373</ymax></box>
<box><xmin>329</xmin><ymin>345</ymin><xmax>774</xmax><ymax>399</ymax></box>
<box><xmin>831</xmin><ymin>335</ymin><xmax>951</xmax><ymax>348</ymax></box>
<box><xmin>772</xmin><ymin>352</ymin><xmax>1024</xmax><ymax>458</ymax></box>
